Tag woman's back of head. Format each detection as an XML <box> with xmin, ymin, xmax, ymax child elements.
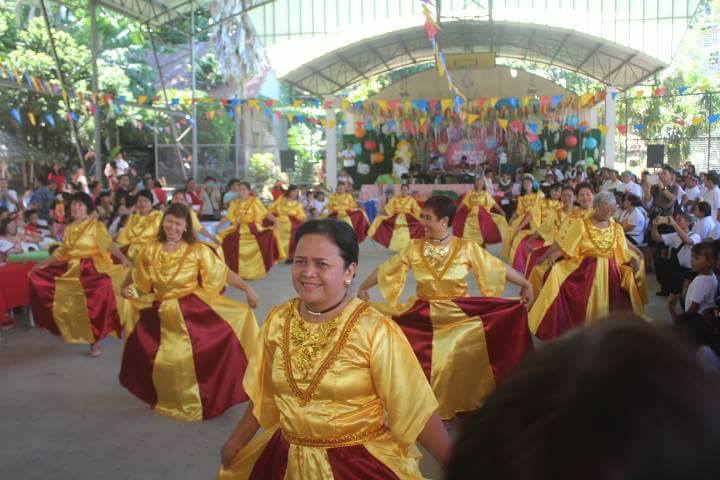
<box><xmin>447</xmin><ymin>319</ymin><xmax>720</xmax><ymax>480</ymax></box>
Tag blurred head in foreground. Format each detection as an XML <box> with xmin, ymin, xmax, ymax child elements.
<box><xmin>447</xmin><ymin>318</ymin><xmax>720</xmax><ymax>480</ymax></box>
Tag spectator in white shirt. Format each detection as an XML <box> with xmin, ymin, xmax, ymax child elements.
<box><xmin>684</xmin><ymin>176</ymin><xmax>702</xmax><ymax>204</ymax></box>
<box><xmin>620</xmin><ymin>171</ymin><xmax>642</xmax><ymax>198</ymax></box>
<box><xmin>651</xmin><ymin>212</ymin><xmax>700</xmax><ymax>296</ymax></box>
<box><xmin>601</xmin><ymin>169</ymin><xmax>623</xmax><ymax>192</ymax></box>
<box><xmin>702</xmin><ymin>172</ymin><xmax>720</xmax><ymax>221</ymax></box>
<box><xmin>309</xmin><ymin>190</ymin><xmax>328</xmax><ymax>219</ymax></box>
<box><xmin>692</xmin><ymin>201</ymin><xmax>716</xmax><ymax>241</ymax></box>
<box><xmin>618</xmin><ymin>193</ymin><xmax>648</xmax><ymax>246</ymax></box>
<box><xmin>0</xmin><ymin>178</ymin><xmax>18</xmax><ymax>214</ymax></box>
<box><xmin>669</xmin><ymin>243</ymin><xmax>718</xmax><ymax>323</ymax></box>
<box><xmin>338</xmin><ymin>169</ymin><xmax>355</xmax><ymax>191</ymax></box>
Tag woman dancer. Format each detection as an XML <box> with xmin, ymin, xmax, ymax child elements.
<box><xmin>453</xmin><ymin>177</ymin><xmax>510</xmax><ymax>247</ymax></box>
<box><xmin>526</xmin><ymin>182</ymin><xmax>596</xmax><ymax>295</ymax></box>
<box><xmin>502</xmin><ymin>175</ymin><xmax>547</xmax><ymax>270</ymax></box>
<box><xmin>29</xmin><ymin>192</ymin><xmax>130</xmax><ymax>357</ymax></box>
<box><xmin>358</xmin><ymin>195</ymin><xmax>534</xmax><ymax>420</ymax></box>
<box><xmin>219</xmin><ymin>219</ymin><xmax>450</xmax><ymax>478</ymax></box>
<box><xmin>528</xmin><ymin>192</ymin><xmax>645</xmax><ymax>340</ymax></box>
<box><xmin>325</xmin><ymin>181</ymin><xmax>369</xmax><ymax>242</ymax></box>
<box><xmin>115</xmin><ymin>189</ymin><xmax>163</xmax><ymax>263</ymax></box>
<box><xmin>368</xmin><ymin>183</ymin><xmax>424</xmax><ymax>251</ymax></box>
<box><xmin>218</xmin><ymin>182</ymin><xmax>285</xmax><ymax>280</ymax></box>
<box><xmin>119</xmin><ymin>204</ymin><xmax>259</xmax><ymax>422</ymax></box>
<box><xmin>267</xmin><ymin>185</ymin><xmax>306</xmax><ymax>260</ymax></box>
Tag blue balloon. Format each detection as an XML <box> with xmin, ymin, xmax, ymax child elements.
<box><xmin>567</xmin><ymin>115</ymin><xmax>578</xmax><ymax>127</ymax></box>
<box><xmin>484</xmin><ymin>136</ymin><xmax>498</xmax><ymax>149</ymax></box>
<box><xmin>365</xmin><ymin>120</ymin><xmax>374</xmax><ymax>131</ymax></box>
<box><xmin>352</xmin><ymin>143</ymin><xmax>362</xmax><ymax>155</ymax></box>
<box><xmin>530</xmin><ymin>140</ymin><xmax>543</xmax><ymax>151</ymax></box>
<box><xmin>585</xmin><ymin>137</ymin><xmax>598</xmax><ymax>150</ymax></box>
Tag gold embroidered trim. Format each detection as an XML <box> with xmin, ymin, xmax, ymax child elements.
<box><xmin>419</xmin><ymin>237</ymin><xmax>462</xmax><ymax>281</ymax></box>
<box><xmin>281</xmin><ymin>299</ymin><xmax>370</xmax><ymax>405</ymax></box>
<box><xmin>282</xmin><ymin>424</ymin><xmax>388</xmax><ymax>448</ymax></box>
<box><xmin>585</xmin><ymin>219</ymin><xmax>616</xmax><ymax>256</ymax></box>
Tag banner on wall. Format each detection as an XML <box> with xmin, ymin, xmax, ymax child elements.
<box><xmin>435</xmin><ymin>136</ymin><xmax>500</xmax><ymax>168</ymax></box>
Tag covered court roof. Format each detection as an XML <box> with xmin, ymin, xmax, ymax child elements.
<box><xmin>282</xmin><ymin>20</ymin><xmax>669</xmax><ymax>96</ymax></box>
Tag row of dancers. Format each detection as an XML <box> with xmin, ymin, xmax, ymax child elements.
<box><xmin>25</xmin><ymin>175</ymin><xmax>647</xmax><ymax>478</ymax></box>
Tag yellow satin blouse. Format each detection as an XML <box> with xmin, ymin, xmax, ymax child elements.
<box><xmin>461</xmin><ymin>190</ymin><xmax>495</xmax><ymax>211</ymax></box>
<box><xmin>132</xmin><ymin>241</ymin><xmax>228</xmax><ymax>300</ymax></box>
<box><xmin>268</xmin><ymin>197</ymin><xmax>307</xmax><ymax>221</ymax></box>
<box><xmin>227</xmin><ymin>197</ymin><xmax>267</xmax><ymax>225</ymax></box>
<box><xmin>327</xmin><ymin>192</ymin><xmax>357</xmax><ymax>214</ymax></box>
<box><xmin>536</xmin><ymin>207</ymin><xmax>574</xmax><ymax>244</ymax></box>
<box><xmin>557</xmin><ymin>218</ymin><xmax>633</xmax><ymax>261</ymax></box>
<box><xmin>247</xmin><ymin>298</ymin><xmax>438</xmax><ymax>447</ymax></box>
<box><xmin>378</xmin><ymin>237</ymin><xmax>507</xmax><ymax>305</ymax></box>
<box><xmin>116</xmin><ymin>211</ymin><xmax>163</xmax><ymax>251</ymax></box>
<box><xmin>514</xmin><ymin>191</ymin><xmax>545</xmax><ymax>230</ymax></box>
<box><xmin>384</xmin><ymin>196</ymin><xmax>421</xmax><ymax>217</ymax></box>
<box><xmin>53</xmin><ymin>218</ymin><xmax>113</xmax><ymax>261</ymax></box>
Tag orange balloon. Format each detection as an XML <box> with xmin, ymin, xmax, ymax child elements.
<box><xmin>371</xmin><ymin>152</ymin><xmax>384</xmax><ymax>164</ymax></box>
<box><xmin>354</xmin><ymin>127</ymin><xmax>366</xmax><ymax>138</ymax></box>
<box><xmin>555</xmin><ymin>148</ymin><xmax>568</xmax><ymax>160</ymax></box>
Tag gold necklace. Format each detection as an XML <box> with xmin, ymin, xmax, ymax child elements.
<box><xmin>290</xmin><ymin>311</ymin><xmax>339</xmax><ymax>379</ymax></box>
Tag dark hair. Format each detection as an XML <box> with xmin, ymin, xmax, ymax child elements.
<box><xmin>204</xmin><ymin>176</ymin><xmax>216</xmax><ymax>182</ymax></box>
<box><xmin>69</xmin><ymin>192</ymin><xmax>95</xmax><ymax>214</ymax></box>
<box><xmin>172</xmin><ymin>189</ymin><xmax>187</xmax><ymax>199</ymax></box>
<box><xmin>575</xmin><ymin>181</ymin><xmax>594</xmax><ymax>196</ymax></box>
<box><xmin>676</xmin><ymin>212</ymin><xmax>693</xmax><ymax>224</ymax></box>
<box><xmin>692</xmin><ymin>241</ymin><xmax>717</xmax><ymax>263</ymax></box>
<box><xmin>336</xmin><ymin>181</ymin><xmax>347</xmax><ymax>188</ymax></box>
<box><xmin>662</xmin><ymin>165</ymin><xmax>676</xmax><ymax>176</ymax></box>
<box><xmin>424</xmin><ymin>195</ymin><xmax>457</xmax><ymax>224</ymax></box>
<box><xmin>159</xmin><ymin>203</ymin><xmax>196</xmax><ymax>243</ymax></box>
<box><xmin>286</xmin><ymin>185</ymin><xmax>299</xmax><ymax>195</ymax></box>
<box><xmin>97</xmin><ymin>191</ymin><xmax>112</xmax><ymax>203</ymax></box>
<box><xmin>227</xmin><ymin>178</ymin><xmax>240</xmax><ymax>190</ymax></box>
<box><xmin>696</xmin><ymin>201</ymin><xmax>712</xmax><ymax>218</ymax></box>
<box><xmin>118</xmin><ymin>174</ymin><xmax>129</xmax><ymax>181</ymax></box>
<box><xmin>447</xmin><ymin>320</ymin><xmax>720</xmax><ymax>480</ymax></box>
<box><xmin>238</xmin><ymin>181</ymin><xmax>251</xmax><ymax>190</ymax></box>
<box><xmin>294</xmin><ymin>219</ymin><xmax>358</xmax><ymax>268</ymax></box>
<box><xmin>89</xmin><ymin>180</ymin><xmax>101</xmax><ymax>191</ymax></box>
<box><xmin>0</xmin><ymin>217</ymin><xmax>14</xmax><ymax>236</ymax></box>
<box><xmin>24</xmin><ymin>209</ymin><xmax>39</xmax><ymax>222</ymax></box>
<box><xmin>624</xmin><ymin>193</ymin><xmax>642</xmax><ymax>207</ymax></box>
<box><xmin>135</xmin><ymin>189</ymin><xmax>154</xmax><ymax>205</ymax></box>
<box><xmin>548</xmin><ymin>183</ymin><xmax>561</xmax><ymax>194</ymax></box>
<box><xmin>561</xmin><ymin>184</ymin><xmax>575</xmax><ymax>194</ymax></box>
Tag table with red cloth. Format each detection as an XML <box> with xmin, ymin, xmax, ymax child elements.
<box><xmin>0</xmin><ymin>262</ymin><xmax>34</xmax><ymax>321</ymax></box>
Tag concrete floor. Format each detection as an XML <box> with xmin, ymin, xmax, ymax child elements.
<box><xmin>0</xmin><ymin>242</ymin><xmax>667</xmax><ymax>480</ymax></box>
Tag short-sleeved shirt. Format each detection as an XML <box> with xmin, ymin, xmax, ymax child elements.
<box><xmin>661</xmin><ymin>231</ymin><xmax>701</xmax><ymax>268</ymax></box>
<box><xmin>692</xmin><ymin>216</ymin><xmax>716</xmax><ymax>241</ymax></box>
<box><xmin>685</xmin><ymin>273</ymin><xmax>718</xmax><ymax>312</ymax></box>
<box><xmin>703</xmin><ymin>186</ymin><xmax>720</xmax><ymax>220</ymax></box>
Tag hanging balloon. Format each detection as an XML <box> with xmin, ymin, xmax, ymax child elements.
<box><xmin>530</xmin><ymin>140</ymin><xmax>543</xmax><ymax>152</ymax></box>
<box><xmin>381</xmin><ymin>123</ymin><xmax>391</xmax><ymax>135</ymax></box>
<box><xmin>352</xmin><ymin>143</ymin><xmax>362</xmax><ymax>155</ymax></box>
<box><xmin>555</xmin><ymin>148</ymin><xmax>568</xmax><ymax>160</ymax></box>
<box><xmin>365</xmin><ymin>120</ymin><xmax>374</xmax><ymax>131</ymax></box>
<box><xmin>567</xmin><ymin>115</ymin><xmax>579</xmax><ymax>127</ymax></box>
<box><xmin>585</xmin><ymin>157</ymin><xmax>595</xmax><ymax>167</ymax></box>
<box><xmin>565</xmin><ymin>135</ymin><xmax>578</xmax><ymax>147</ymax></box>
<box><xmin>357</xmin><ymin>162</ymin><xmax>370</xmax><ymax>175</ymax></box>
<box><xmin>510</xmin><ymin>119</ymin><xmax>524</xmax><ymax>133</ymax></box>
<box><xmin>354</xmin><ymin>127</ymin><xmax>365</xmax><ymax>138</ymax></box>
<box><xmin>484</xmin><ymin>136</ymin><xmax>498</xmax><ymax>149</ymax></box>
<box><xmin>585</xmin><ymin>137</ymin><xmax>598</xmax><ymax>150</ymax></box>
<box><xmin>371</xmin><ymin>152</ymin><xmax>384</xmax><ymax>164</ymax></box>
<box><xmin>364</xmin><ymin>139</ymin><xmax>377</xmax><ymax>151</ymax></box>
<box><xmin>438</xmin><ymin>143</ymin><xmax>448</xmax><ymax>154</ymax></box>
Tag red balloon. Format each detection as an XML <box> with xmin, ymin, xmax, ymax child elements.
<box><xmin>565</xmin><ymin>135</ymin><xmax>578</xmax><ymax>147</ymax></box>
<box><xmin>555</xmin><ymin>148</ymin><xmax>568</xmax><ymax>160</ymax></box>
<box><xmin>364</xmin><ymin>140</ymin><xmax>377</xmax><ymax>151</ymax></box>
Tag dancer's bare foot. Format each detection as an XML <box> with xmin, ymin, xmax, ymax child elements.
<box><xmin>89</xmin><ymin>342</ymin><xmax>102</xmax><ymax>357</ymax></box>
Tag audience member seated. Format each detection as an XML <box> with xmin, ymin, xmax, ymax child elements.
<box><xmin>652</xmin><ymin>212</ymin><xmax>700</xmax><ymax>296</ymax></box>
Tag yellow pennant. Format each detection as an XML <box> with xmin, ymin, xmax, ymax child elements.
<box><xmin>28</xmin><ymin>112</ymin><xmax>36</xmax><ymax>126</ymax></box>
<box><xmin>497</xmin><ymin>118</ymin><xmax>509</xmax><ymax>130</ymax></box>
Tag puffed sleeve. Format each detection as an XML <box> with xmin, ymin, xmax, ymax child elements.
<box><xmin>267</xmin><ymin>198</ymin><xmax>280</xmax><ymax>215</ymax></box>
<box><xmin>293</xmin><ymin>201</ymin><xmax>307</xmax><ymax>221</ymax></box>
<box><xmin>132</xmin><ymin>244</ymin><xmax>154</xmax><ymax>294</ymax></box>
<box><xmin>369</xmin><ymin>313</ymin><xmax>438</xmax><ymax>446</ymax></box>
<box><xmin>245</xmin><ymin>307</ymin><xmax>282</xmax><ymax>428</ymax></box>
<box><xmin>459</xmin><ymin>192</ymin><xmax>471</xmax><ymax>209</ymax></box>
<box><xmin>377</xmin><ymin>243</ymin><xmax>413</xmax><ymax>305</ymax></box>
<box><xmin>52</xmin><ymin>234</ymin><xmax>70</xmax><ymax>261</ymax></box>
<box><xmin>383</xmin><ymin>197</ymin><xmax>396</xmax><ymax>216</ymax></box>
<box><xmin>536</xmin><ymin>210</ymin><xmax>559</xmax><ymax>243</ymax></box>
<box><xmin>253</xmin><ymin>197</ymin><xmax>268</xmax><ymax>222</ymax></box>
<box><xmin>196</xmin><ymin>243</ymin><xmax>228</xmax><ymax>296</ymax></box>
<box><xmin>347</xmin><ymin>193</ymin><xmax>358</xmax><ymax>209</ymax></box>
<box><xmin>116</xmin><ymin>214</ymin><xmax>134</xmax><ymax>247</ymax></box>
<box><xmin>555</xmin><ymin>217</ymin><xmax>585</xmax><ymax>258</ymax></box>
<box><xmin>94</xmin><ymin>220</ymin><xmax>113</xmax><ymax>253</ymax></box>
<box><xmin>410</xmin><ymin>198</ymin><xmax>422</xmax><ymax>218</ymax></box>
<box><xmin>466</xmin><ymin>240</ymin><xmax>506</xmax><ymax>297</ymax></box>
<box><xmin>612</xmin><ymin>222</ymin><xmax>634</xmax><ymax>264</ymax></box>
<box><xmin>190</xmin><ymin>210</ymin><xmax>203</xmax><ymax>233</ymax></box>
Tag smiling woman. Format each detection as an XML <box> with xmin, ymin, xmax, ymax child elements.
<box><xmin>219</xmin><ymin>219</ymin><xmax>450</xmax><ymax>480</ymax></box>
